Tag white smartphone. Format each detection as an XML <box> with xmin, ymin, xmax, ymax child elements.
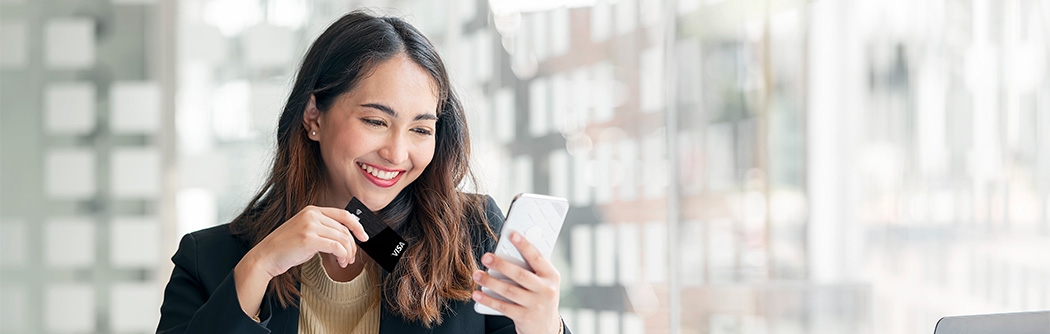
<box><xmin>475</xmin><ymin>193</ymin><xmax>569</xmax><ymax>316</ymax></box>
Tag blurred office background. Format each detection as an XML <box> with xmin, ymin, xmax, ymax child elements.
<box><xmin>1</xmin><ymin>0</ymin><xmax>1048</xmax><ymax>333</ymax></box>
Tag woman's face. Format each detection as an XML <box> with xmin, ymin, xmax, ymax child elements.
<box><xmin>304</xmin><ymin>54</ymin><xmax>439</xmax><ymax>210</ymax></box>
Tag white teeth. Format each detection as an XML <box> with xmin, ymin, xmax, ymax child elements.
<box><xmin>359</xmin><ymin>163</ymin><xmax>397</xmax><ymax>181</ymax></box>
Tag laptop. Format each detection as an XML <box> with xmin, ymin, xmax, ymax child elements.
<box><xmin>934</xmin><ymin>311</ymin><xmax>1049</xmax><ymax>334</ymax></box>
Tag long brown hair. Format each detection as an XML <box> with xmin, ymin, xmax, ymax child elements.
<box><xmin>229</xmin><ymin>10</ymin><xmax>489</xmax><ymax>326</ymax></box>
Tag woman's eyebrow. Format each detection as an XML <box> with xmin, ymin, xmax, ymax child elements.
<box><xmin>361</xmin><ymin>103</ymin><xmax>397</xmax><ymax>117</ymax></box>
<box><xmin>361</xmin><ymin>103</ymin><xmax>437</xmax><ymax>121</ymax></box>
<box><xmin>414</xmin><ymin>113</ymin><xmax>438</xmax><ymax>121</ymax></box>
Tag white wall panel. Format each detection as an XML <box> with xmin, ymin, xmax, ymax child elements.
<box><xmin>45</xmin><ymin>284</ymin><xmax>95</xmax><ymax>332</ymax></box>
<box><xmin>575</xmin><ymin>309</ymin><xmax>596</xmax><ymax>334</ymax></box>
<box><xmin>45</xmin><ymin>148</ymin><xmax>96</xmax><ymax>199</ymax></box>
<box><xmin>618</xmin><ymin>138</ymin><xmax>638</xmax><ymax>201</ymax></box>
<box><xmin>571</xmin><ymin>225</ymin><xmax>593</xmax><ymax>285</ymax></box>
<box><xmin>617</xmin><ymin>222</ymin><xmax>640</xmax><ymax>285</ymax></box>
<box><xmin>624</xmin><ymin>312</ymin><xmax>646</xmax><ymax>334</ymax></box>
<box><xmin>45</xmin><ymin>82</ymin><xmax>96</xmax><ymax>135</ymax></box>
<box><xmin>110</xmin><ymin>81</ymin><xmax>161</xmax><ymax>134</ymax></box>
<box><xmin>548</xmin><ymin>150</ymin><xmax>570</xmax><ymax>200</ymax></box>
<box><xmin>111</xmin><ymin>283</ymin><xmax>161</xmax><ymax>331</ymax></box>
<box><xmin>45</xmin><ymin>18</ymin><xmax>95</xmax><ymax>69</ymax></box>
<box><xmin>244</xmin><ymin>24</ymin><xmax>294</xmax><ymax>68</ymax></box>
<box><xmin>644</xmin><ymin>222</ymin><xmax>667</xmax><ymax>283</ymax></box>
<box><xmin>494</xmin><ymin>88</ymin><xmax>515</xmax><ymax>143</ymax></box>
<box><xmin>598</xmin><ymin>311</ymin><xmax>620</xmax><ymax>334</ymax></box>
<box><xmin>111</xmin><ymin>217</ymin><xmax>160</xmax><ymax>267</ymax></box>
<box><xmin>45</xmin><ymin>218</ymin><xmax>95</xmax><ymax>267</ymax></box>
<box><xmin>593</xmin><ymin>224</ymin><xmax>616</xmax><ymax>286</ymax></box>
<box><xmin>590</xmin><ymin>0</ymin><xmax>612</xmax><ymax>43</ymax></box>
<box><xmin>111</xmin><ymin>147</ymin><xmax>161</xmax><ymax>198</ymax></box>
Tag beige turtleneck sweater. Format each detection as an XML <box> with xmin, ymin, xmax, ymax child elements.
<box><xmin>298</xmin><ymin>254</ymin><xmax>381</xmax><ymax>334</ymax></box>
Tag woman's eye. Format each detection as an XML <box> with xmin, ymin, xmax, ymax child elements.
<box><xmin>412</xmin><ymin>128</ymin><xmax>434</xmax><ymax>136</ymax></box>
<box><xmin>361</xmin><ymin>118</ymin><xmax>386</xmax><ymax>127</ymax></box>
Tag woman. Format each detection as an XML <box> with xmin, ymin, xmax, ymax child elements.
<box><xmin>157</xmin><ymin>11</ymin><xmax>570</xmax><ymax>334</ymax></box>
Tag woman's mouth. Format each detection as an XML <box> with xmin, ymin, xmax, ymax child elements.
<box><xmin>357</xmin><ymin>162</ymin><xmax>404</xmax><ymax>187</ymax></box>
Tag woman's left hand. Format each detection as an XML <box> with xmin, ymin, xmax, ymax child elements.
<box><xmin>473</xmin><ymin>232</ymin><xmax>562</xmax><ymax>334</ymax></box>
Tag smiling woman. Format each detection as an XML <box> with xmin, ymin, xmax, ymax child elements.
<box><xmin>304</xmin><ymin>54</ymin><xmax>440</xmax><ymax>209</ymax></box>
<box><xmin>156</xmin><ymin>10</ymin><xmax>571</xmax><ymax>334</ymax></box>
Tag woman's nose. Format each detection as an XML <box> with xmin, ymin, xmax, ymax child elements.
<box><xmin>378</xmin><ymin>133</ymin><xmax>409</xmax><ymax>165</ymax></box>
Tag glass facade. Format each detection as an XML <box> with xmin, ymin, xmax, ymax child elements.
<box><xmin>1</xmin><ymin>0</ymin><xmax>1048</xmax><ymax>333</ymax></box>
<box><xmin>1</xmin><ymin>0</ymin><xmax>176</xmax><ymax>332</ymax></box>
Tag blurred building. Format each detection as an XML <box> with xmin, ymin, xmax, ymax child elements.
<box><xmin>1</xmin><ymin>0</ymin><xmax>1048</xmax><ymax>333</ymax></box>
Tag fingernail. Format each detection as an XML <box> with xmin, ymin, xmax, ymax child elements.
<box><xmin>472</xmin><ymin>291</ymin><xmax>482</xmax><ymax>301</ymax></box>
<box><xmin>473</xmin><ymin>271</ymin><xmax>482</xmax><ymax>281</ymax></box>
<box><xmin>482</xmin><ymin>254</ymin><xmax>493</xmax><ymax>265</ymax></box>
<box><xmin>511</xmin><ymin>232</ymin><xmax>522</xmax><ymax>242</ymax></box>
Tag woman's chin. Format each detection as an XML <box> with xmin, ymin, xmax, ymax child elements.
<box><xmin>356</xmin><ymin>195</ymin><xmax>395</xmax><ymax>212</ymax></box>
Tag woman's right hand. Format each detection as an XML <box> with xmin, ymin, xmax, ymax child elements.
<box><xmin>250</xmin><ymin>206</ymin><xmax>369</xmax><ymax>276</ymax></box>
<box><xmin>233</xmin><ymin>205</ymin><xmax>369</xmax><ymax>319</ymax></box>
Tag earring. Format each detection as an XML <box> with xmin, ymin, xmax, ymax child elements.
<box><xmin>311</xmin><ymin>131</ymin><xmax>316</xmax><ymax>136</ymax></box>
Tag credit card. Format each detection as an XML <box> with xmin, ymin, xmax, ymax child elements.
<box><xmin>345</xmin><ymin>197</ymin><xmax>409</xmax><ymax>272</ymax></box>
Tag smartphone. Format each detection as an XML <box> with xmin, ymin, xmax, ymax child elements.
<box><xmin>474</xmin><ymin>193</ymin><xmax>569</xmax><ymax>316</ymax></box>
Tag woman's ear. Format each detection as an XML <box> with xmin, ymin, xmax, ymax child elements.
<box><xmin>303</xmin><ymin>94</ymin><xmax>321</xmax><ymax>141</ymax></box>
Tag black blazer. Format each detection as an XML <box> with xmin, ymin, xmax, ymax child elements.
<box><xmin>157</xmin><ymin>195</ymin><xmax>572</xmax><ymax>334</ymax></box>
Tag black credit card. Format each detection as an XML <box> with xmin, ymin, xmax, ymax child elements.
<box><xmin>345</xmin><ymin>197</ymin><xmax>408</xmax><ymax>272</ymax></box>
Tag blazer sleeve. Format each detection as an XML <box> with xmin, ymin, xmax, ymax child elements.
<box><xmin>479</xmin><ymin>195</ymin><xmax>573</xmax><ymax>334</ymax></box>
<box><xmin>157</xmin><ymin>233</ymin><xmax>275</xmax><ymax>334</ymax></box>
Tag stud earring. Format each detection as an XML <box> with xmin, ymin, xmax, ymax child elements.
<box><xmin>311</xmin><ymin>131</ymin><xmax>316</xmax><ymax>136</ymax></box>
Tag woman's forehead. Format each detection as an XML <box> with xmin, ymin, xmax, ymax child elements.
<box><xmin>340</xmin><ymin>55</ymin><xmax>441</xmax><ymax>117</ymax></box>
